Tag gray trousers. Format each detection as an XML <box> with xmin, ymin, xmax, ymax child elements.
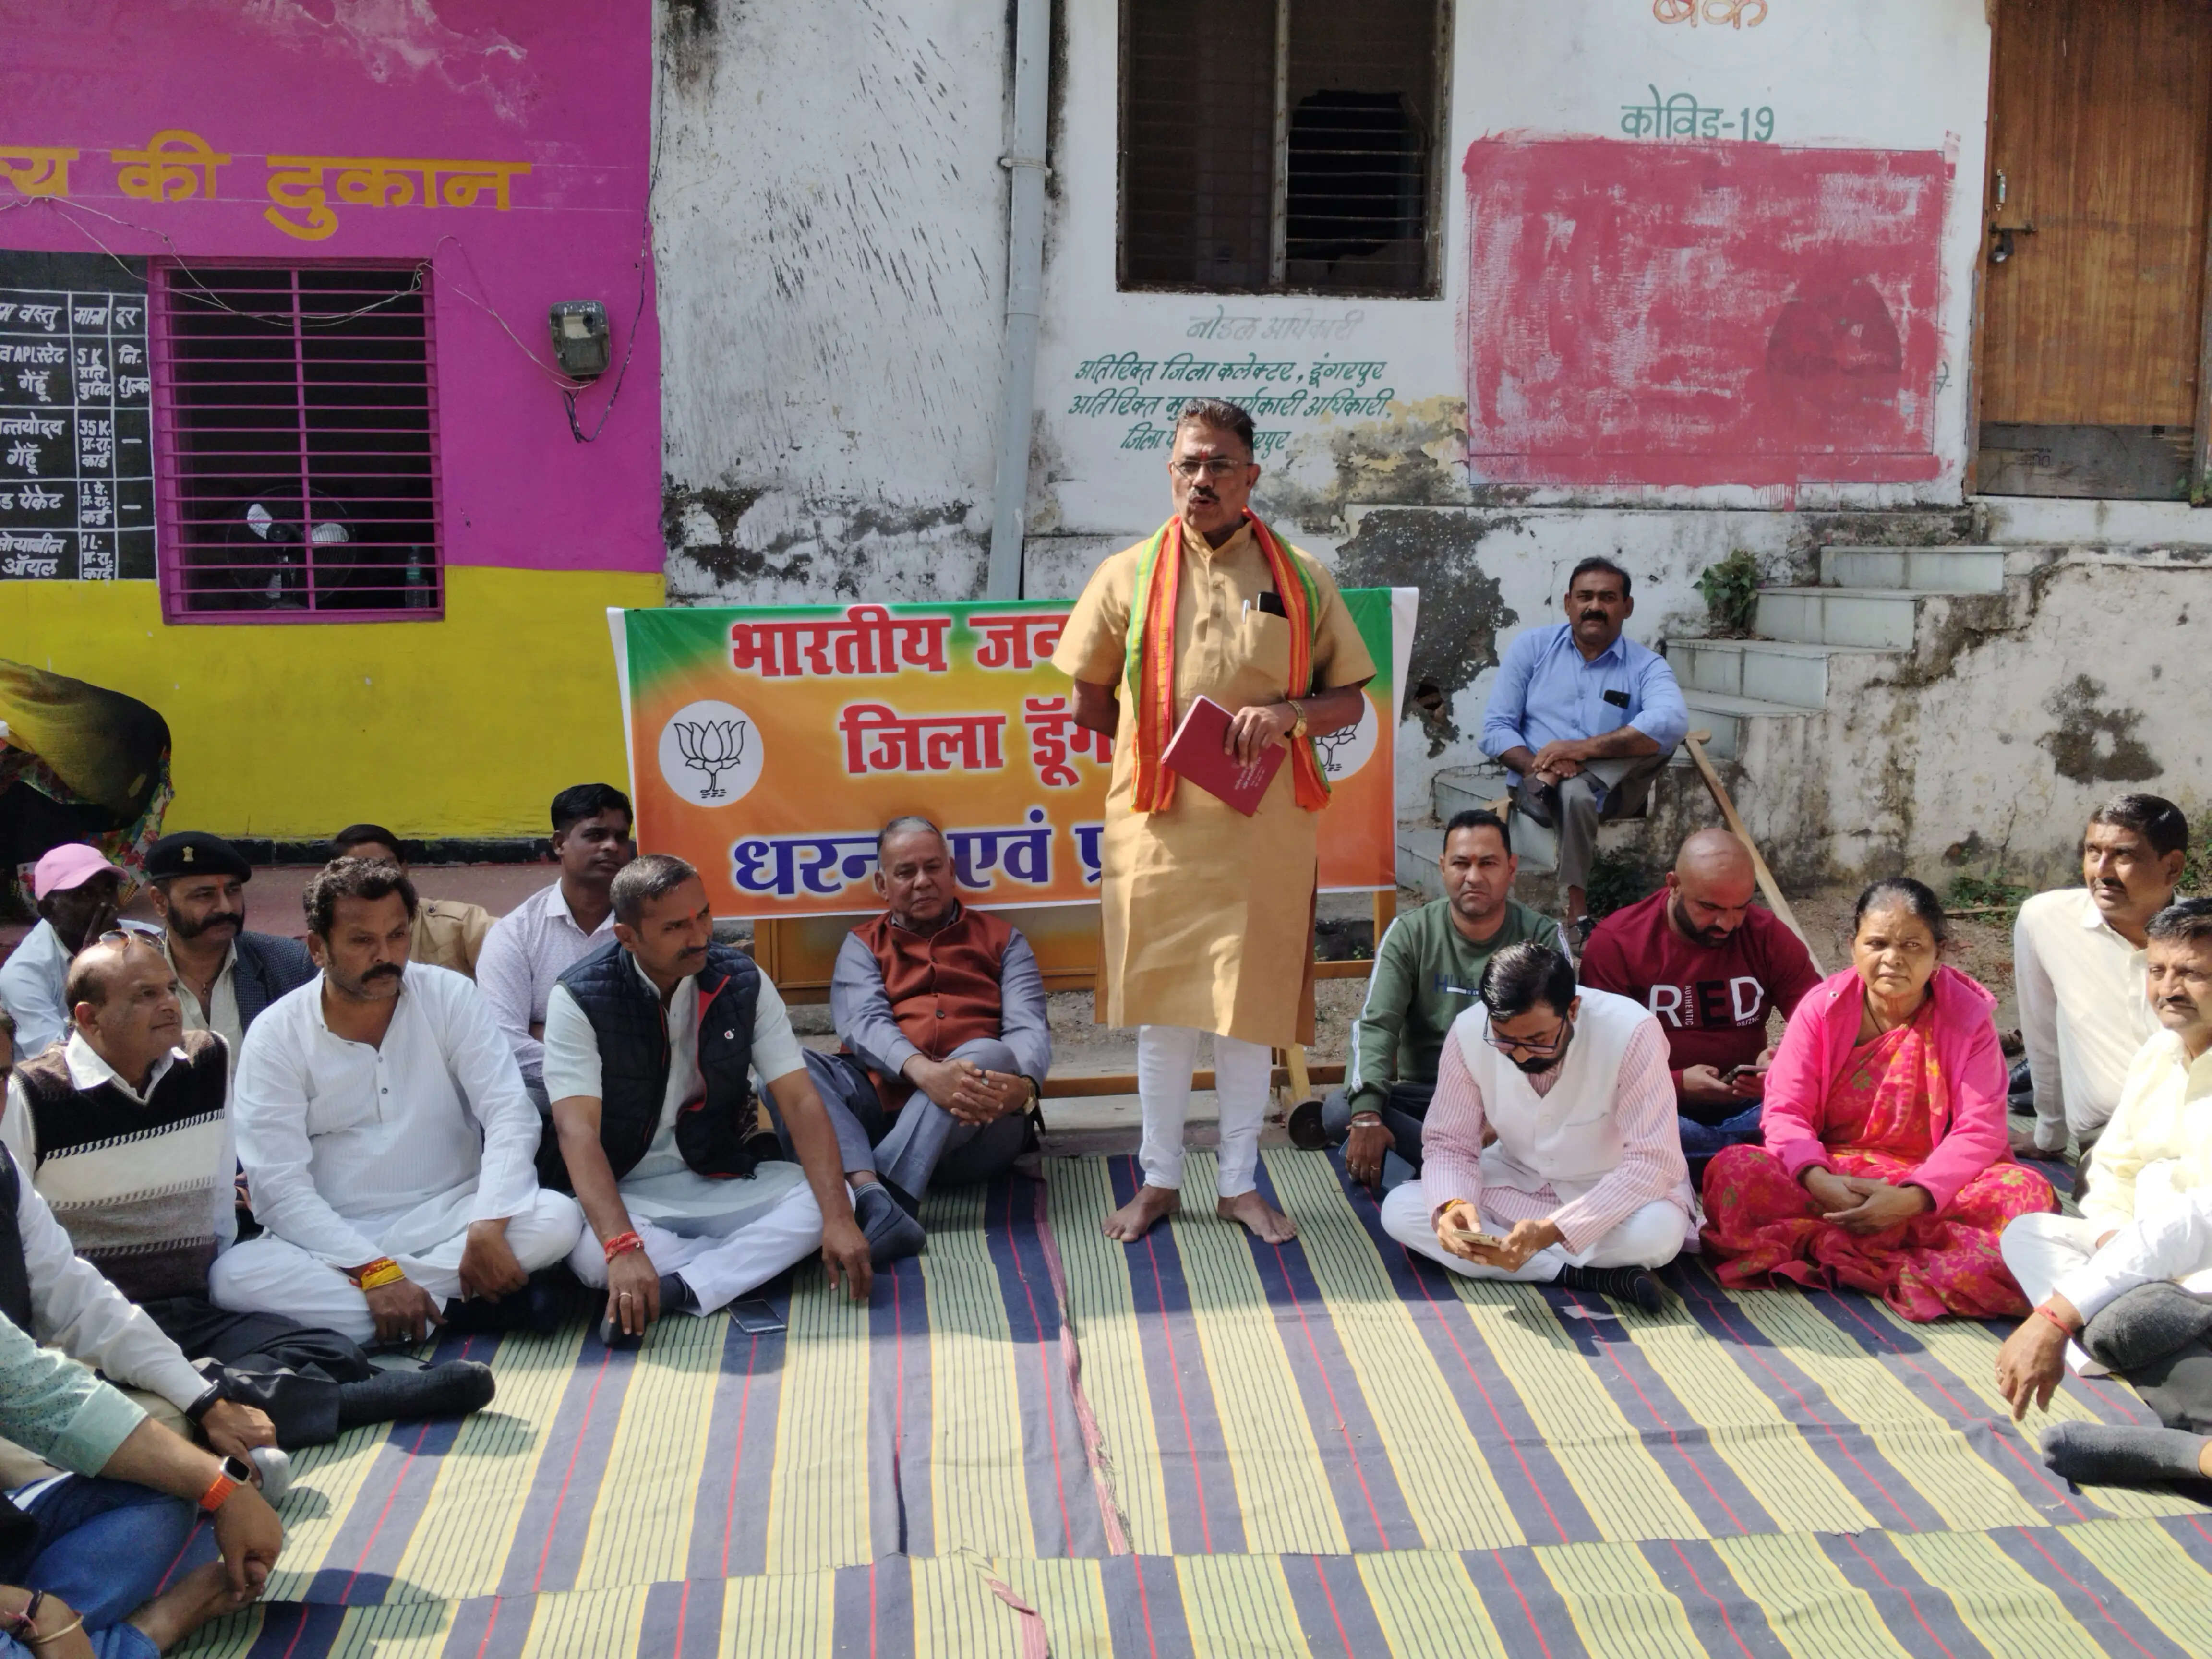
<box><xmin>1513</xmin><ymin>747</ymin><xmax>1674</xmax><ymax>896</ymax></box>
<box><xmin>2082</xmin><ymin>1282</ymin><xmax>2212</xmax><ymax>1435</ymax></box>
<box><xmin>801</xmin><ymin>1040</ymin><xmax>1031</xmax><ymax>1202</ymax></box>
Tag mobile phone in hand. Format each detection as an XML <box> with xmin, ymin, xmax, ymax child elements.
<box><xmin>729</xmin><ymin>1299</ymin><xmax>786</xmax><ymax>1335</ymax></box>
<box><xmin>1443</xmin><ymin>1226</ymin><xmax>1509</xmax><ymax>1250</ymax></box>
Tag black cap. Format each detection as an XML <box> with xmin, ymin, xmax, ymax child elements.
<box><xmin>145</xmin><ymin>832</ymin><xmax>252</xmax><ymax>883</ymax></box>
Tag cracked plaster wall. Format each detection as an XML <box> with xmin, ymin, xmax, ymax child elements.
<box><xmin>653</xmin><ymin>0</ymin><xmax>1010</xmax><ymax>603</ymax></box>
<box><xmin>656</xmin><ymin>0</ymin><xmax>2182</xmax><ymax>881</ymax></box>
<box><xmin>1727</xmin><ymin>551</ymin><xmax>2212</xmax><ymax>889</ymax></box>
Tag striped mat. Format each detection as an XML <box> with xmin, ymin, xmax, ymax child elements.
<box><xmin>168</xmin><ymin>1148</ymin><xmax>2212</xmax><ymax>1656</ymax></box>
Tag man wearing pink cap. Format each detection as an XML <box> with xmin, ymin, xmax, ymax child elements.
<box><xmin>0</xmin><ymin>845</ymin><xmax>147</xmax><ymax>1060</ymax></box>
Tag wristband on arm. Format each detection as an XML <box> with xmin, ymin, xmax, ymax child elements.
<box><xmin>603</xmin><ymin>1230</ymin><xmax>645</xmax><ymax>1263</ymax></box>
<box><xmin>345</xmin><ymin>1257</ymin><xmax>406</xmax><ymax>1291</ymax></box>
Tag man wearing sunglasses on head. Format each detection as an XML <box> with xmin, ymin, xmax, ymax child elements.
<box><xmin>1377</xmin><ymin>940</ymin><xmax>1693</xmax><ymax>1310</ymax></box>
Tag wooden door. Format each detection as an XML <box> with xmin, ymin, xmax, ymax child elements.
<box><xmin>1978</xmin><ymin>0</ymin><xmax>2212</xmax><ymax>498</ymax></box>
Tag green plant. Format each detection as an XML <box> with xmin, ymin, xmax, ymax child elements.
<box><xmin>1948</xmin><ymin>873</ymin><xmax>2030</xmax><ymax>923</ymax></box>
<box><xmin>1695</xmin><ymin>549</ymin><xmax>1762</xmax><ymax>636</ymax></box>
<box><xmin>1586</xmin><ymin>849</ymin><xmax>1654</xmax><ymax>920</ymax></box>
<box><xmin>2182</xmin><ymin>825</ymin><xmax>2211</xmax><ymax>896</ymax></box>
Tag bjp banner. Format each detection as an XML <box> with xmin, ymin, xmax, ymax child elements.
<box><xmin>609</xmin><ymin>588</ymin><xmax>1416</xmax><ymax>920</ymax></box>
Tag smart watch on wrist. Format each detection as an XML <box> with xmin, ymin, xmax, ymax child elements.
<box><xmin>198</xmin><ymin>1453</ymin><xmax>255</xmax><ymax>1513</ymax></box>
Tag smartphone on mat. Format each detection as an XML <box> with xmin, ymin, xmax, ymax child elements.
<box><xmin>729</xmin><ymin>1299</ymin><xmax>787</xmax><ymax>1335</ymax></box>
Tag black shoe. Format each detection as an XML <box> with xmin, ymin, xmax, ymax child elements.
<box><xmin>1555</xmin><ymin>1264</ymin><xmax>1663</xmax><ymax>1312</ymax></box>
<box><xmin>597</xmin><ymin>1306</ymin><xmax>644</xmax><ymax>1350</ymax></box>
<box><xmin>444</xmin><ymin>1270</ymin><xmax>568</xmax><ymax>1336</ymax></box>
<box><xmin>336</xmin><ymin>1359</ymin><xmax>496</xmax><ymax>1428</ymax></box>
<box><xmin>1286</xmin><ymin>1099</ymin><xmax>1331</xmax><ymax>1150</ymax></box>
<box><xmin>855</xmin><ymin>1182</ymin><xmax>925</xmax><ymax>1265</ymax></box>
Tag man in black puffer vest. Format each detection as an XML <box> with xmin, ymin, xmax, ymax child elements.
<box><xmin>539</xmin><ymin>854</ymin><xmax>910</xmax><ymax>1345</ymax></box>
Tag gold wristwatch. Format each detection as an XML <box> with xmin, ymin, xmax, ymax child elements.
<box><xmin>1286</xmin><ymin>697</ymin><xmax>1309</xmax><ymax>741</ymax></box>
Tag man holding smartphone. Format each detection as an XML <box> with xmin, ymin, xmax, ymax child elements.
<box><xmin>1579</xmin><ymin>829</ymin><xmax>1820</xmax><ymax>1168</ymax></box>
<box><xmin>1377</xmin><ymin>940</ymin><xmax>1693</xmax><ymax>1311</ymax></box>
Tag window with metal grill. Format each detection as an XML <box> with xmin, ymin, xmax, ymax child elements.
<box><xmin>1119</xmin><ymin>0</ymin><xmax>1448</xmax><ymax>296</ymax></box>
<box><xmin>151</xmin><ymin>263</ymin><xmax>441</xmax><ymax>621</ymax></box>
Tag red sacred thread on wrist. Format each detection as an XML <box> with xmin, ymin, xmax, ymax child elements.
<box><xmin>2036</xmin><ymin>1303</ymin><xmax>2074</xmax><ymax>1336</ymax></box>
<box><xmin>603</xmin><ymin>1231</ymin><xmax>645</xmax><ymax>1263</ymax></box>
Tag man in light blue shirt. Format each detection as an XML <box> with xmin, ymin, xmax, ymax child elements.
<box><xmin>1480</xmin><ymin>557</ymin><xmax>1688</xmax><ymax>939</ymax></box>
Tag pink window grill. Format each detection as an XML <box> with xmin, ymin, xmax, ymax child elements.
<box><xmin>150</xmin><ymin>262</ymin><xmax>443</xmax><ymax>621</ymax></box>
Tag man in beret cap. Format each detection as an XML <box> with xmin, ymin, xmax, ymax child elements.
<box><xmin>144</xmin><ymin>834</ymin><xmax>314</xmax><ymax>1077</ymax></box>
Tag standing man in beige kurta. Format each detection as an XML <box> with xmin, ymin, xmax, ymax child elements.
<box><xmin>1053</xmin><ymin>398</ymin><xmax>1375</xmax><ymax>1244</ymax></box>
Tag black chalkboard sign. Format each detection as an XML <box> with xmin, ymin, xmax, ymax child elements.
<box><xmin>0</xmin><ymin>250</ymin><xmax>155</xmax><ymax>580</ymax></box>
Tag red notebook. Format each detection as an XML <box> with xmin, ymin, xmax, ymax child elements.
<box><xmin>1163</xmin><ymin>696</ymin><xmax>1285</xmax><ymax>816</ymax></box>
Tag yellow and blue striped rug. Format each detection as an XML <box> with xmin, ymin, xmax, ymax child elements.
<box><xmin>174</xmin><ymin>1149</ymin><xmax>2212</xmax><ymax>1656</ymax></box>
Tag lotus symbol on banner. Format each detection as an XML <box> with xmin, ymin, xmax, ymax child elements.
<box><xmin>656</xmin><ymin>699</ymin><xmax>764</xmax><ymax>807</ymax></box>
<box><xmin>673</xmin><ymin>718</ymin><xmax>747</xmax><ymax>798</ymax></box>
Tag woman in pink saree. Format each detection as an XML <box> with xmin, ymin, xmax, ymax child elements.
<box><xmin>1702</xmin><ymin>878</ymin><xmax>2056</xmax><ymax>1321</ymax></box>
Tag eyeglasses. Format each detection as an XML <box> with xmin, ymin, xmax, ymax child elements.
<box><xmin>1171</xmin><ymin>458</ymin><xmax>1248</xmax><ymax>481</ymax></box>
<box><xmin>1483</xmin><ymin>1016</ymin><xmax>1572</xmax><ymax>1058</ymax></box>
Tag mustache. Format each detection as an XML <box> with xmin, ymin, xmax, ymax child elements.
<box><xmin>361</xmin><ymin>963</ymin><xmax>402</xmax><ymax>981</ymax></box>
<box><xmin>1580</xmin><ymin>609</ymin><xmax>1609</xmax><ymax>622</ymax></box>
<box><xmin>172</xmin><ymin>911</ymin><xmax>242</xmax><ymax>938</ymax></box>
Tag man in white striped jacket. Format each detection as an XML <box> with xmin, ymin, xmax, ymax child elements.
<box><xmin>1377</xmin><ymin>940</ymin><xmax>1692</xmax><ymax>1311</ymax></box>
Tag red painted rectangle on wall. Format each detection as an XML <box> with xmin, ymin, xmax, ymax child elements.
<box><xmin>1462</xmin><ymin>137</ymin><xmax>1950</xmax><ymax>488</ymax></box>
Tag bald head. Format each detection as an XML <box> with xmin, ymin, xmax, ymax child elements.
<box><xmin>65</xmin><ymin>933</ymin><xmax>182</xmax><ymax>1089</ymax></box>
<box><xmin>62</xmin><ymin>931</ymin><xmax>161</xmax><ymax>1012</ymax></box>
<box><xmin>1666</xmin><ymin>830</ymin><xmax>1757</xmax><ymax>948</ymax></box>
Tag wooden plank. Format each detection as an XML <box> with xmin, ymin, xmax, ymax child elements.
<box><xmin>1043</xmin><ymin>1062</ymin><xmax>1345</xmax><ymax>1100</ymax></box>
<box><xmin>756</xmin><ymin>902</ymin><xmax>1385</xmax><ymax>1001</ymax></box>
<box><xmin>1976</xmin><ymin>422</ymin><xmax>2193</xmax><ymax>500</ymax></box>
<box><xmin>2197</xmin><ymin>70</ymin><xmax>2212</xmax><ymax>505</ymax></box>
<box><xmin>1981</xmin><ymin>0</ymin><xmax>2212</xmax><ymax>437</ymax></box>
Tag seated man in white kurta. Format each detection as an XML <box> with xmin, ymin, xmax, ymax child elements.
<box><xmin>212</xmin><ymin>859</ymin><xmax>585</xmax><ymax>1348</ymax></box>
<box><xmin>541</xmin><ymin>855</ymin><xmax>884</xmax><ymax>1347</ymax></box>
<box><xmin>1378</xmin><ymin>940</ymin><xmax>1691</xmax><ymax>1311</ymax></box>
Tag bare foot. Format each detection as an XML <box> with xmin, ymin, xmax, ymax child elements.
<box><xmin>1218</xmin><ymin>1190</ymin><xmax>1298</xmax><ymax>1243</ymax></box>
<box><xmin>129</xmin><ymin>1561</ymin><xmax>251</xmax><ymax>1652</ymax></box>
<box><xmin>1103</xmin><ymin>1184</ymin><xmax>1181</xmax><ymax>1241</ymax></box>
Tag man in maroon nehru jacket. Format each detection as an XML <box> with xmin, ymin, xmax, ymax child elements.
<box><xmin>802</xmin><ymin>817</ymin><xmax>1053</xmax><ymax>1212</ymax></box>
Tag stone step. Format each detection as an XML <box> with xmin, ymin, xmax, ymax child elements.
<box><xmin>1431</xmin><ymin>764</ymin><xmax>1509</xmax><ymax>825</ymax></box>
<box><xmin>1681</xmin><ymin>689</ymin><xmax>1816</xmax><ymax>759</ymax></box>
<box><xmin>1664</xmin><ymin>636</ymin><xmax>1889</xmax><ymax>710</ymax></box>
<box><xmin>1395</xmin><ymin>824</ymin><xmax>1447</xmax><ymax>900</ymax></box>
<box><xmin>1819</xmin><ymin>545</ymin><xmax>2010</xmax><ymax>593</ymax></box>
<box><xmin>1754</xmin><ymin>587</ymin><xmax>1926</xmax><ymax>649</ymax></box>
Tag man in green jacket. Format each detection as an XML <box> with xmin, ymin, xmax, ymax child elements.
<box><xmin>1298</xmin><ymin>810</ymin><xmax>1566</xmax><ymax>1189</ymax></box>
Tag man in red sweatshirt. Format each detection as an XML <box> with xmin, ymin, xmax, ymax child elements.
<box><xmin>1578</xmin><ymin>829</ymin><xmax>1821</xmax><ymax>1165</ymax></box>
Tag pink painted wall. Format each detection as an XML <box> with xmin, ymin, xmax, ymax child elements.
<box><xmin>1463</xmin><ymin>137</ymin><xmax>1949</xmax><ymax>490</ymax></box>
<box><xmin>0</xmin><ymin>0</ymin><xmax>660</xmax><ymax>575</ymax></box>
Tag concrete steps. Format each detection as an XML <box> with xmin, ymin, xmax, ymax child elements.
<box><xmin>1661</xmin><ymin>542</ymin><xmax>2032</xmax><ymax>813</ymax></box>
<box><xmin>1666</xmin><ymin>636</ymin><xmax>1887</xmax><ymax>709</ymax></box>
<box><xmin>1679</xmin><ymin>688</ymin><xmax>1819</xmax><ymax>760</ymax></box>
<box><xmin>1819</xmin><ymin>545</ymin><xmax>2010</xmax><ymax>592</ymax></box>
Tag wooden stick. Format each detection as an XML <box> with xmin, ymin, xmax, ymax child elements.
<box><xmin>1681</xmin><ymin>730</ymin><xmax>1827</xmax><ymax>976</ymax></box>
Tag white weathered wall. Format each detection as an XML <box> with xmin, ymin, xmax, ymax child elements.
<box><xmin>1026</xmin><ymin>0</ymin><xmax>1993</xmax><ymax>822</ymax></box>
<box><xmin>661</xmin><ymin>0</ymin><xmax>2212</xmax><ymax>892</ymax></box>
<box><xmin>1729</xmin><ymin>546</ymin><xmax>2212</xmax><ymax>889</ymax></box>
<box><xmin>653</xmin><ymin>0</ymin><xmax>1011</xmax><ymax>601</ymax></box>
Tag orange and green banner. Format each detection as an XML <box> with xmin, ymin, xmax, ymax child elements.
<box><xmin>610</xmin><ymin>588</ymin><xmax>1414</xmax><ymax>920</ymax></box>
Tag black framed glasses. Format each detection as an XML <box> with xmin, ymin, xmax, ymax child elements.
<box><xmin>1483</xmin><ymin>1016</ymin><xmax>1572</xmax><ymax>1058</ymax></box>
